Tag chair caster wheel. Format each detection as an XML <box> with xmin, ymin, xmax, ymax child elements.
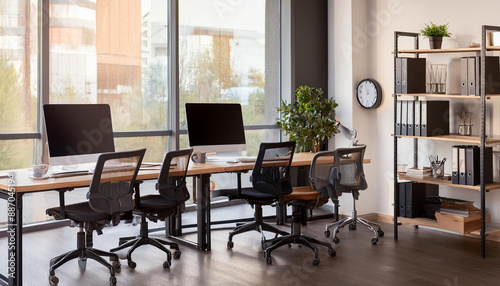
<box><xmin>378</xmin><ymin>229</ymin><xmax>384</xmax><ymax>237</ymax></box>
<box><xmin>128</xmin><ymin>260</ymin><xmax>137</xmax><ymax>269</ymax></box>
<box><xmin>163</xmin><ymin>261</ymin><xmax>171</xmax><ymax>269</ymax></box>
<box><xmin>324</xmin><ymin>230</ymin><xmax>330</xmax><ymax>237</ymax></box>
<box><xmin>371</xmin><ymin>238</ymin><xmax>378</xmax><ymax>245</ymax></box>
<box><xmin>78</xmin><ymin>257</ymin><xmax>87</xmax><ymax>271</ymax></box>
<box><xmin>173</xmin><ymin>250</ymin><xmax>181</xmax><ymax>259</ymax></box>
<box><xmin>49</xmin><ymin>275</ymin><xmax>59</xmax><ymax>285</ymax></box>
<box><xmin>328</xmin><ymin>248</ymin><xmax>336</xmax><ymax>257</ymax></box>
<box><xmin>333</xmin><ymin>237</ymin><xmax>340</xmax><ymax>244</ymax></box>
<box><xmin>227</xmin><ymin>241</ymin><xmax>234</xmax><ymax>249</ymax></box>
<box><xmin>109</xmin><ymin>276</ymin><xmax>117</xmax><ymax>286</ymax></box>
<box><xmin>112</xmin><ymin>261</ymin><xmax>121</xmax><ymax>272</ymax></box>
<box><xmin>312</xmin><ymin>258</ymin><xmax>320</xmax><ymax>266</ymax></box>
<box><xmin>349</xmin><ymin>223</ymin><xmax>356</xmax><ymax>230</ymax></box>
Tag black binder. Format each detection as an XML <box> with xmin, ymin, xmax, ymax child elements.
<box><xmin>414</xmin><ymin>101</ymin><xmax>421</xmax><ymax>136</ymax></box>
<box><xmin>466</xmin><ymin>146</ymin><xmax>493</xmax><ymax>185</ymax></box>
<box><xmin>401</xmin><ymin>58</ymin><xmax>426</xmax><ymax>94</ymax></box>
<box><xmin>395</xmin><ymin>101</ymin><xmax>402</xmax><ymax>135</ymax></box>
<box><xmin>420</xmin><ymin>101</ymin><xmax>449</xmax><ymax>137</ymax></box>
<box><xmin>405</xmin><ymin>182</ymin><xmax>426</xmax><ymax>218</ymax></box>
<box><xmin>396</xmin><ymin>57</ymin><xmax>402</xmax><ymax>94</ymax></box>
<box><xmin>407</xmin><ymin>100</ymin><xmax>414</xmax><ymax>136</ymax></box>
<box><xmin>401</xmin><ymin>100</ymin><xmax>408</xmax><ymax>136</ymax></box>
<box><xmin>451</xmin><ymin>145</ymin><xmax>460</xmax><ymax>184</ymax></box>
<box><xmin>459</xmin><ymin>146</ymin><xmax>467</xmax><ymax>185</ymax></box>
<box><xmin>475</xmin><ymin>56</ymin><xmax>500</xmax><ymax>95</ymax></box>
<box><xmin>398</xmin><ymin>182</ymin><xmax>406</xmax><ymax>217</ymax></box>
<box><xmin>460</xmin><ymin>57</ymin><xmax>468</xmax><ymax>95</ymax></box>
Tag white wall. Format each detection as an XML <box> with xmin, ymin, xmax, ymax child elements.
<box><xmin>330</xmin><ymin>0</ymin><xmax>500</xmax><ymax>222</ymax></box>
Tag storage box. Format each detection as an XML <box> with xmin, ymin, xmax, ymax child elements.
<box><xmin>435</xmin><ymin>212</ymin><xmax>491</xmax><ymax>234</ymax></box>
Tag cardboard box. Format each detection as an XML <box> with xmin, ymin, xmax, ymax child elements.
<box><xmin>435</xmin><ymin>212</ymin><xmax>491</xmax><ymax>234</ymax></box>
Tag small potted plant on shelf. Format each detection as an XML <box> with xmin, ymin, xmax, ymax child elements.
<box><xmin>420</xmin><ymin>22</ymin><xmax>451</xmax><ymax>49</ymax></box>
<box><xmin>276</xmin><ymin>85</ymin><xmax>340</xmax><ymax>153</ymax></box>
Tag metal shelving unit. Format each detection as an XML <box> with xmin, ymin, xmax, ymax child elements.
<box><xmin>393</xmin><ymin>26</ymin><xmax>500</xmax><ymax>258</ymax></box>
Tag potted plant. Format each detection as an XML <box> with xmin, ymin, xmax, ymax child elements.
<box><xmin>276</xmin><ymin>85</ymin><xmax>340</xmax><ymax>153</ymax></box>
<box><xmin>420</xmin><ymin>22</ymin><xmax>451</xmax><ymax>49</ymax></box>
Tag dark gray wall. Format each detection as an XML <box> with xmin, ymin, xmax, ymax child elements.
<box><xmin>292</xmin><ymin>0</ymin><xmax>328</xmax><ymax>94</ymax></box>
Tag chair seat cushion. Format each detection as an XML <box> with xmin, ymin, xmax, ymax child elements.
<box><xmin>139</xmin><ymin>195</ymin><xmax>179</xmax><ymax>210</ymax></box>
<box><xmin>47</xmin><ymin>202</ymin><xmax>110</xmax><ymax>223</ymax></box>
<box><xmin>285</xmin><ymin>186</ymin><xmax>320</xmax><ymax>202</ymax></box>
<box><xmin>240</xmin><ymin>187</ymin><xmax>277</xmax><ymax>203</ymax></box>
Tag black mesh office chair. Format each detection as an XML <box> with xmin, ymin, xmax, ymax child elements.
<box><xmin>110</xmin><ymin>148</ymin><xmax>192</xmax><ymax>269</ymax></box>
<box><xmin>227</xmin><ymin>141</ymin><xmax>295</xmax><ymax>249</ymax></box>
<box><xmin>311</xmin><ymin>145</ymin><xmax>383</xmax><ymax>245</ymax></box>
<box><xmin>46</xmin><ymin>148</ymin><xmax>145</xmax><ymax>286</ymax></box>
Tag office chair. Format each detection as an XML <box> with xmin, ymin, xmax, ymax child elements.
<box><xmin>262</xmin><ymin>186</ymin><xmax>336</xmax><ymax>266</ymax></box>
<box><xmin>110</xmin><ymin>148</ymin><xmax>193</xmax><ymax>269</ymax></box>
<box><xmin>227</xmin><ymin>141</ymin><xmax>295</xmax><ymax>249</ymax></box>
<box><xmin>46</xmin><ymin>148</ymin><xmax>146</xmax><ymax>286</ymax></box>
<box><xmin>311</xmin><ymin>145</ymin><xmax>384</xmax><ymax>245</ymax></box>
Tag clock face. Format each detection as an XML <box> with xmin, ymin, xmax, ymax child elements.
<box><xmin>356</xmin><ymin>79</ymin><xmax>382</xmax><ymax>109</ymax></box>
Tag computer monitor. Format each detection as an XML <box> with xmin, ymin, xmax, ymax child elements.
<box><xmin>185</xmin><ymin>103</ymin><xmax>246</xmax><ymax>153</ymax></box>
<box><xmin>43</xmin><ymin>104</ymin><xmax>115</xmax><ymax>166</ymax></box>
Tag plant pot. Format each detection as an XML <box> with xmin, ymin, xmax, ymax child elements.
<box><xmin>429</xmin><ymin>36</ymin><xmax>443</xmax><ymax>49</ymax></box>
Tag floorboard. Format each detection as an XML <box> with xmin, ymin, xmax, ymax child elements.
<box><xmin>0</xmin><ymin>204</ymin><xmax>499</xmax><ymax>286</ymax></box>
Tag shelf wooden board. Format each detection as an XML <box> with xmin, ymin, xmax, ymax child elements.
<box><xmin>397</xmin><ymin>217</ymin><xmax>439</xmax><ymax>228</ymax></box>
<box><xmin>397</xmin><ymin>47</ymin><xmax>481</xmax><ymax>54</ymax></box>
<box><xmin>398</xmin><ymin>174</ymin><xmax>500</xmax><ymax>191</ymax></box>
<box><xmin>394</xmin><ymin>93</ymin><xmax>500</xmax><ymax>98</ymax></box>
<box><xmin>393</xmin><ymin>134</ymin><xmax>500</xmax><ymax>144</ymax></box>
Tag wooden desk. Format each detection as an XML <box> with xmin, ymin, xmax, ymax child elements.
<box><xmin>0</xmin><ymin>152</ymin><xmax>368</xmax><ymax>286</ymax></box>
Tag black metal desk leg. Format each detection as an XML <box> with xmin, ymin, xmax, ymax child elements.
<box><xmin>196</xmin><ymin>174</ymin><xmax>211</xmax><ymax>250</ymax></box>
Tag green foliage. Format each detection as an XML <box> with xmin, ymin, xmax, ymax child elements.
<box><xmin>276</xmin><ymin>86</ymin><xmax>340</xmax><ymax>152</ymax></box>
<box><xmin>420</xmin><ymin>22</ymin><xmax>451</xmax><ymax>38</ymax></box>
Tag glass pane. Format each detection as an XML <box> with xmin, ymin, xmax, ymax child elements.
<box><xmin>179</xmin><ymin>0</ymin><xmax>280</xmax><ymax>129</ymax></box>
<box><xmin>0</xmin><ymin>0</ymin><xmax>38</xmax><ymax>133</ymax></box>
<box><xmin>49</xmin><ymin>0</ymin><xmax>169</xmax><ymax>131</ymax></box>
<box><xmin>0</xmin><ymin>139</ymin><xmax>35</xmax><ymax>170</ymax></box>
<box><xmin>114</xmin><ymin>136</ymin><xmax>169</xmax><ymax>163</ymax></box>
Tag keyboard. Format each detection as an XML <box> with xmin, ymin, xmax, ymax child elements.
<box><xmin>50</xmin><ymin>170</ymin><xmax>92</xmax><ymax>178</ymax></box>
<box><xmin>206</xmin><ymin>156</ymin><xmax>257</xmax><ymax>163</ymax></box>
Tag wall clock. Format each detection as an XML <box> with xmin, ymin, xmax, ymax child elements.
<box><xmin>356</xmin><ymin>78</ymin><xmax>382</xmax><ymax>109</ymax></box>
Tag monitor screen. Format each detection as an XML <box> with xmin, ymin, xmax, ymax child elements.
<box><xmin>43</xmin><ymin>104</ymin><xmax>115</xmax><ymax>166</ymax></box>
<box><xmin>185</xmin><ymin>103</ymin><xmax>246</xmax><ymax>153</ymax></box>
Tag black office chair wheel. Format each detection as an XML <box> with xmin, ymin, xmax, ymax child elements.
<box><xmin>173</xmin><ymin>250</ymin><xmax>181</xmax><ymax>259</ymax></box>
<box><xmin>333</xmin><ymin>237</ymin><xmax>340</xmax><ymax>244</ymax></box>
<box><xmin>163</xmin><ymin>261</ymin><xmax>171</xmax><ymax>269</ymax></box>
<box><xmin>378</xmin><ymin>229</ymin><xmax>384</xmax><ymax>237</ymax></box>
<box><xmin>227</xmin><ymin>240</ymin><xmax>234</xmax><ymax>249</ymax></box>
<box><xmin>78</xmin><ymin>257</ymin><xmax>87</xmax><ymax>271</ymax></box>
<box><xmin>328</xmin><ymin>247</ymin><xmax>336</xmax><ymax>257</ymax></box>
<box><xmin>371</xmin><ymin>237</ymin><xmax>378</xmax><ymax>245</ymax></box>
<box><xmin>312</xmin><ymin>258</ymin><xmax>320</xmax><ymax>266</ymax></box>
<box><xmin>349</xmin><ymin>223</ymin><xmax>356</xmax><ymax>230</ymax></box>
<box><xmin>109</xmin><ymin>276</ymin><xmax>117</xmax><ymax>286</ymax></box>
<box><xmin>128</xmin><ymin>260</ymin><xmax>137</xmax><ymax>269</ymax></box>
<box><xmin>49</xmin><ymin>275</ymin><xmax>59</xmax><ymax>285</ymax></box>
<box><xmin>324</xmin><ymin>230</ymin><xmax>330</xmax><ymax>237</ymax></box>
<box><xmin>112</xmin><ymin>261</ymin><xmax>121</xmax><ymax>272</ymax></box>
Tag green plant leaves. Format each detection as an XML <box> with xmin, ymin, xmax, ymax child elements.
<box><xmin>276</xmin><ymin>85</ymin><xmax>340</xmax><ymax>152</ymax></box>
<box><xmin>420</xmin><ymin>22</ymin><xmax>451</xmax><ymax>38</ymax></box>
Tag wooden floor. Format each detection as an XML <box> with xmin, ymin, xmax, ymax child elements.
<box><xmin>1</xmin><ymin>204</ymin><xmax>500</xmax><ymax>286</ymax></box>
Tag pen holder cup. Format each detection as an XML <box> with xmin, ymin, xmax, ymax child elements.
<box><xmin>431</xmin><ymin>162</ymin><xmax>444</xmax><ymax>178</ymax></box>
<box><xmin>458</xmin><ymin>124</ymin><xmax>472</xmax><ymax>136</ymax></box>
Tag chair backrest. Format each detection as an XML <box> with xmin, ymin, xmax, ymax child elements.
<box><xmin>310</xmin><ymin>144</ymin><xmax>367</xmax><ymax>199</ymax></box>
<box><xmin>251</xmin><ymin>141</ymin><xmax>295</xmax><ymax>198</ymax></box>
<box><xmin>88</xmin><ymin>148</ymin><xmax>146</xmax><ymax>225</ymax></box>
<box><xmin>155</xmin><ymin>148</ymin><xmax>193</xmax><ymax>204</ymax></box>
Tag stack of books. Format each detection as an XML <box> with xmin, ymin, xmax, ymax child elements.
<box><xmin>439</xmin><ymin>197</ymin><xmax>480</xmax><ymax>218</ymax></box>
<box><xmin>405</xmin><ymin>167</ymin><xmax>431</xmax><ymax>178</ymax></box>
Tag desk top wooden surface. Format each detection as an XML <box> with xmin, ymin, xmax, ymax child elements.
<box><xmin>0</xmin><ymin>152</ymin><xmax>369</xmax><ymax>193</ymax></box>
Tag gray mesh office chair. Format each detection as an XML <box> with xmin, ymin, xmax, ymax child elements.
<box><xmin>46</xmin><ymin>149</ymin><xmax>145</xmax><ymax>286</ymax></box>
<box><xmin>310</xmin><ymin>145</ymin><xmax>384</xmax><ymax>245</ymax></box>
